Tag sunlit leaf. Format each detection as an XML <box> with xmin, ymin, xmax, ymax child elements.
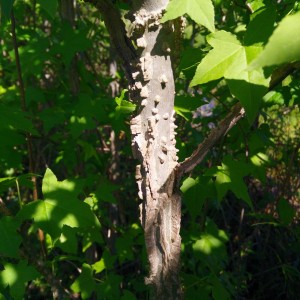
<box><xmin>17</xmin><ymin>169</ymin><xmax>100</xmax><ymax>239</ymax></box>
<box><xmin>161</xmin><ymin>0</ymin><xmax>215</xmax><ymax>32</ymax></box>
<box><xmin>190</xmin><ymin>30</ymin><xmax>269</xmax><ymax>122</ymax></box>
<box><xmin>115</xmin><ymin>89</ymin><xmax>136</xmax><ymax>115</ymax></box>
<box><xmin>92</xmin><ymin>258</ymin><xmax>106</xmax><ymax>274</ymax></box>
<box><xmin>0</xmin><ymin>260</ymin><xmax>39</xmax><ymax>300</ymax></box>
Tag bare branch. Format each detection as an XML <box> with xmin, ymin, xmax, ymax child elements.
<box><xmin>84</xmin><ymin>0</ymin><xmax>137</xmax><ymax>83</ymax></box>
<box><xmin>177</xmin><ymin>103</ymin><xmax>245</xmax><ymax>177</ymax></box>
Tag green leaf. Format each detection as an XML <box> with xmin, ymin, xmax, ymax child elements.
<box><xmin>37</xmin><ymin>0</ymin><xmax>57</xmax><ymax>19</ymax></box>
<box><xmin>190</xmin><ymin>30</ymin><xmax>269</xmax><ymax>122</ymax></box>
<box><xmin>116</xmin><ymin>236</ymin><xmax>134</xmax><ymax>263</ymax></box>
<box><xmin>244</xmin><ymin>6</ymin><xmax>276</xmax><ymax>46</ymax></box>
<box><xmin>115</xmin><ymin>89</ymin><xmax>136</xmax><ymax>115</ymax></box>
<box><xmin>71</xmin><ymin>264</ymin><xmax>96</xmax><ymax>300</ymax></box>
<box><xmin>51</xmin><ymin>23</ymin><xmax>92</xmax><ymax>66</ymax></box>
<box><xmin>277</xmin><ymin>199</ymin><xmax>295</xmax><ymax>225</ymax></box>
<box><xmin>0</xmin><ymin>104</ymin><xmax>39</xmax><ymax>135</ymax></box>
<box><xmin>0</xmin><ymin>260</ymin><xmax>39</xmax><ymax>300</ymax></box>
<box><xmin>250</xmin><ymin>12</ymin><xmax>300</xmax><ymax>68</ymax></box>
<box><xmin>210</xmin><ymin>275</ymin><xmax>230</xmax><ymax>300</ymax></box>
<box><xmin>193</xmin><ymin>234</ymin><xmax>223</xmax><ymax>255</ymax></box>
<box><xmin>0</xmin><ymin>0</ymin><xmax>14</xmax><ymax>22</ymax></box>
<box><xmin>121</xmin><ymin>290</ymin><xmax>137</xmax><ymax>300</ymax></box>
<box><xmin>96</xmin><ymin>176</ymin><xmax>118</xmax><ymax>204</ymax></box>
<box><xmin>206</xmin><ymin>156</ymin><xmax>253</xmax><ymax>208</ymax></box>
<box><xmin>174</xmin><ymin>96</ymin><xmax>202</xmax><ymax>121</ymax></box>
<box><xmin>42</xmin><ymin>168</ymin><xmax>83</xmax><ymax>200</ymax></box>
<box><xmin>17</xmin><ymin>169</ymin><xmax>100</xmax><ymax>239</ymax></box>
<box><xmin>181</xmin><ymin>176</ymin><xmax>216</xmax><ymax>221</ymax></box>
<box><xmin>54</xmin><ymin>225</ymin><xmax>78</xmax><ymax>254</ymax></box>
<box><xmin>161</xmin><ymin>0</ymin><xmax>215</xmax><ymax>32</ymax></box>
<box><xmin>92</xmin><ymin>258</ymin><xmax>106</xmax><ymax>274</ymax></box>
<box><xmin>0</xmin><ymin>217</ymin><xmax>22</xmax><ymax>258</ymax></box>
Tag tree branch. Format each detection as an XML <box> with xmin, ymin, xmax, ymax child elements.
<box><xmin>176</xmin><ymin>62</ymin><xmax>300</xmax><ymax>179</ymax></box>
<box><xmin>84</xmin><ymin>0</ymin><xmax>137</xmax><ymax>84</ymax></box>
<box><xmin>177</xmin><ymin>103</ymin><xmax>245</xmax><ymax>177</ymax></box>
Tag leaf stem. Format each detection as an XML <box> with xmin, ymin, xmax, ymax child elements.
<box><xmin>15</xmin><ymin>178</ymin><xmax>22</xmax><ymax>209</ymax></box>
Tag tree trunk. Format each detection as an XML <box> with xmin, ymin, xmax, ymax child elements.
<box><xmin>128</xmin><ymin>2</ymin><xmax>182</xmax><ymax>298</ymax></box>
<box><xmin>86</xmin><ymin>0</ymin><xmax>246</xmax><ymax>298</ymax></box>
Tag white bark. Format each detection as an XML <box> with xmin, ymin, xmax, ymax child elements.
<box><xmin>128</xmin><ymin>3</ymin><xmax>183</xmax><ymax>298</ymax></box>
<box><xmin>86</xmin><ymin>1</ymin><xmax>246</xmax><ymax>298</ymax></box>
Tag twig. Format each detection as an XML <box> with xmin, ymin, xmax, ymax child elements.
<box><xmin>176</xmin><ymin>61</ymin><xmax>300</xmax><ymax>179</ymax></box>
<box><xmin>11</xmin><ymin>9</ymin><xmax>47</xmax><ymax>258</ymax></box>
<box><xmin>177</xmin><ymin>103</ymin><xmax>245</xmax><ymax>176</ymax></box>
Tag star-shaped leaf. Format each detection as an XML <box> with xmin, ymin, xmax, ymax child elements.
<box><xmin>206</xmin><ymin>156</ymin><xmax>253</xmax><ymax>209</ymax></box>
<box><xmin>0</xmin><ymin>260</ymin><xmax>39</xmax><ymax>300</ymax></box>
<box><xmin>161</xmin><ymin>0</ymin><xmax>215</xmax><ymax>32</ymax></box>
<box><xmin>190</xmin><ymin>30</ymin><xmax>269</xmax><ymax>122</ymax></box>
<box><xmin>17</xmin><ymin>169</ymin><xmax>100</xmax><ymax>239</ymax></box>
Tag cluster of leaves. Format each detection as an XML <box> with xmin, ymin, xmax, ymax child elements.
<box><xmin>0</xmin><ymin>0</ymin><xmax>300</xmax><ymax>299</ymax></box>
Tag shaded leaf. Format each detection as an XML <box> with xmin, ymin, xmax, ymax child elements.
<box><xmin>250</xmin><ymin>12</ymin><xmax>300</xmax><ymax>68</ymax></box>
<box><xmin>54</xmin><ymin>225</ymin><xmax>78</xmax><ymax>254</ymax></box>
<box><xmin>277</xmin><ymin>199</ymin><xmax>295</xmax><ymax>225</ymax></box>
<box><xmin>71</xmin><ymin>264</ymin><xmax>96</xmax><ymax>300</ymax></box>
<box><xmin>122</xmin><ymin>290</ymin><xmax>137</xmax><ymax>300</ymax></box>
<box><xmin>206</xmin><ymin>156</ymin><xmax>253</xmax><ymax>208</ymax></box>
<box><xmin>181</xmin><ymin>176</ymin><xmax>216</xmax><ymax>221</ymax></box>
<box><xmin>210</xmin><ymin>275</ymin><xmax>230</xmax><ymax>300</ymax></box>
<box><xmin>0</xmin><ymin>217</ymin><xmax>21</xmax><ymax>258</ymax></box>
<box><xmin>37</xmin><ymin>0</ymin><xmax>57</xmax><ymax>19</ymax></box>
<box><xmin>0</xmin><ymin>0</ymin><xmax>14</xmax><ymax>22</ymax></box>
<box><xmin>244</xmin><ymin>6</ymin><xmax>276</xmax><ymax>46</ymax></box>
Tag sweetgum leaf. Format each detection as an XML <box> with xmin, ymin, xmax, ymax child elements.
<box><xmin>0</xmin><ymin>217</ymin><xmax>22</xmax><ymax>258</ymax></box>
<box><xmin>161</xmin><ymin>0</ymin><xmax>215</xmax><ymax>32</ymax></box>
<box><xmin>17</xmin><ymin>169</ymin><xmax>100</xmax><ymax>239</ymax></box>
<box><xmin>0</xmin><ymin>260</ymin><xmax>39</xmax><ymax>300</ymax></box>
<box><xmin>250</xmin><ymin>12</ymin><xmax>300</xmax><ymax>68</ymax></box>
<box><xmin>71</xmin><ymin>264</ymin><xmax>96</xmax><ymax>299</ymax></box>
<box><xmin>206</xmin><ymin>156</ymin><xmax>253</xmax><ymax>208</ymax></box>
<box><xmin>37</xmin><ymin>0</ymin><xmax>58</xmax><ymax>19</ymax></box>
<box><xmin>244</xmin><ymin>5</ymin><xmax>276</xmax><ymax>46</ymax></box>
<box><xmin>190</xmin><ymin>30</ymin><xmax>269</xmax><ymax>122</ymax></box>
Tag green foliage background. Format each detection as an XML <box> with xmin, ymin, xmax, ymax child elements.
<box><xmin>0</xmin><ymin>0</ymin><xmax>300</xmax><ymax>299</ymax></box>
